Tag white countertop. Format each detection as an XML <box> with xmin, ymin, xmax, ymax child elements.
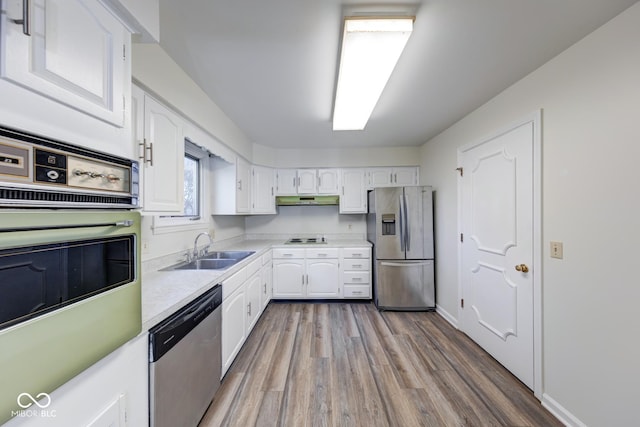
<box><xmin>141</xmin><ymin>239</ymin><xmax>371</xmax><ymax>330</ymax></box>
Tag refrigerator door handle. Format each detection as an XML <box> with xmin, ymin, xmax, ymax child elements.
<box><xmin>403</xmin><ymin>193</ymin><xmax>410</xmax><ymax>251</ymax></box>
<box><xmin>380</xmin><ymin>261</ymin><xmax>432</xmax><ymax>267</ymax></box>
<box><xmin>398</xmin><ymin>195</ymin><xmax>405</xmax><ymax>251</ymax></box>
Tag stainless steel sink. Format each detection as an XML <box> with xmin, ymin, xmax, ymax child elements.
<box><xmin>200</xmin><ymin>251</ymin><xmax>254</xmax><ymax>261</ymax></box>
<box><xmin>172</xmin><ymin>258</ymin><xmax>238</xmax><ymax>270</ymax></box>
<box><xmin>163</xmin><ymin>250</ymin><xmax>255</xmax><ymax>271</ymax></box>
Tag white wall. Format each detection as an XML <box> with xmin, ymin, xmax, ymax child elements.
<box><xmin>420</xmin><ymin>3</ymin><xmax>640</xmax><ymax>425</ymax></box>
<box><xmin>245</xmin><ymin>206</ymin><xmax>365</xmax><ymax>238</ymax></box>
<box><xmin>132</xmin><ymin>44</ymin><xmax>253</xmax><ymax>161</ymax></box>
<box><xmin>253</xmin><ymin>144</ymin><xmax>421</xmax><ymax>168</ymax></box>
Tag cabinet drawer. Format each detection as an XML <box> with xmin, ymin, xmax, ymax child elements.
<box><xmin>245</xmin><ymin>258</ymin><xmax>262</xmax><ymax>278</ymax></box>
<box><xmin>223</xmin><ymin>269</ymin><xmax>246</xmax><ymax>300</ymax></box>
<box><xmin>262</xmin><ymin>250</ymin><xmax>273</xmax><ymax>265</ymax></box>
<box><xmin>343</xmin><ymin>271</ymin><xmax>370</xmax><ymax>284</ymax></box>
<box><xmin>343</xmin><ymin>285</ymin><xmax>371</xmax><ymax>298</ymax></box>
<box><xmin>273</xmin><ymin>248</ymin><xmax>306</xmax><ymax>258</ymax></box>
<box><xmin>342</xmin><ymin>247</ymin><xmax>371</xmax><ymax>259</ymax></box>
<box><xmin>343</xmin><ymin>259</ymin><xmax>370</xmax><ymax>271</ymax></box>
<box><xmin>305</xmin><ymin>248</ymin><xmax>339</xmax><ymax>259</ymax></box>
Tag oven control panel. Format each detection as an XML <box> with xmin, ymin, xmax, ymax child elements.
<box><xmin>0</xmin><ymin>128</ymin><xmax>138</xmax><ymax>207</ymax></box>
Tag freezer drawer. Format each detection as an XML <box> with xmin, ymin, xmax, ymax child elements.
<box><xmin>375</xmin><ymin>260</ymin><xmax>435</xmax><ymax>310</ymax></box>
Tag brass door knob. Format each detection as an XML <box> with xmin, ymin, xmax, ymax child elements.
<box><xmin>515</xmin><ymin>264</ymin><xmax>529</xmax><ymax>273</ymax></box>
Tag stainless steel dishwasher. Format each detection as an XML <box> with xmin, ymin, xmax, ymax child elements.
<box><xmin>149</xmin><ymin>285</ymin><xmax>222</xmax><ymax>427</ymax></box>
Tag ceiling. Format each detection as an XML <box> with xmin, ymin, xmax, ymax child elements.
<box><xmin>158</xmin><ymin>0</ymin><xmax>637</xmax><ymax>149</ymax></box>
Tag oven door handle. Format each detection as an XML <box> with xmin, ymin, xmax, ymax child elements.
<box><xmin>0</xmin><ymin>220</ymin><xmax>134</xmax><ymax>233</ymax></box>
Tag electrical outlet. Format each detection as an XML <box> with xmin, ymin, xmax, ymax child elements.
<box><xmin>142</xmin><ymin>240</ymin><xmax>150</xmax><ymax>254</ymax></box>
<box><xmin>550</xmin><ymin>241</ymin><xmax>563</xmax><ymax>259</ymax></box>
<box><xmin>209</xmin><ymin>229</ymin><xmax>215</xmax><ymax>239</ymax></box>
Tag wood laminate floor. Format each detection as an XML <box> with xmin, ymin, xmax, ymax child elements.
<box><xmin>200</xmin><ymin>302</ymin><xmax>561</xmax><ymax>427</ymax></box>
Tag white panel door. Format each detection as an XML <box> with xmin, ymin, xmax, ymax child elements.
<box><xmin>393</xmin><ymin>167</ymin><xmax>418</xmax><ymax>186</ymax></box>
<box><xmin>296</xmin><ymin>169</ymin><xmax>317</xmax><ymax>194</ymax></box>
<box><xmin>317</xmin><ymin>168</ymin><xmax>340</xmax><ymax>194</ymax></box>
<box><xmin>367</xmin><ymin>168</ymin><xmax>393</xmax><ymax>188</ymax></box>
<box><xmin>1</xmin><ymin>0</ymin><xmax>127</xmax><ymax>126</ymax></box>
<box><xmin>235</xmin><ymin>157</ymin><xmax>250</xmax><ymax>213</ymax></box>
<box><xmin>273</xmin><ymin>259</ymin><xmax>305</xmax><ymax>298</ymax></box>
<box><xmin>340</xmin><ymin>169</ymin><xmax>367</xmax><ymax>213</ymax></box>
<box><xmin>459</xmin><ymin>119</ymin><xmax>535</xmax><ymax>389</ymax></box>
<box><xmin>143</xmin><ymin>96</ymin><xmax>184</xmax><ymax>213</ymax></box>
<box><xmin>306</xmin><ymin>259</ymin><xmax>340</xmax><ymax>298</ymax></box>
<box><xmin>275</xmin><ymin>169</ymin><xmax>297</xmax><ymax>195</ymax></box>
<box><xmin>245</xmin><ymin>272</ymin><xmax>262</xmax><ymax>332</ymax></box>
<box><xmin>222</xmin><ymin>286</ymin><xmax>246</xmax><ymax>375</ymax></box>
<box><xmin>251</xmin><ymin>165</ymin><xmax>275</xmax><ymax>213</ymax></box>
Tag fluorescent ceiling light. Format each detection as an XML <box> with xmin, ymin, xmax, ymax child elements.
<box><xmin>333</xmin><ymin>17</ymin><xmax>414</xmax><ymax>131</ymax></box>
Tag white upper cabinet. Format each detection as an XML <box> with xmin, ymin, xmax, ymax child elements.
<box><xmin>0</xmin><ymin>0</ymin><xmax>134</xmax><ymax>158</ymax></box>
<box><xmin>251</xmin><ymin>165</ymin><xmax>276</xmax><ymax>214</ymax></box>
<box><xmin>317</xmin><ymin>168</ymin><xmax>340</xmax><ymax>194</ymax></box>
<box><xmin>235</xmin><ymin>157</ymin><xmax>251</xmax><ymax>214</ymax></box>
<box><xmin>139</xmin><ymin>94</ymin><xmax>185</xmax><ymax>214</ymax></box>
<box><xmin>1</xmin><ymin>0</ymin><xmax>127</xmax><ymax>126</ymax></box>
<box><xmin>367</xmin><ymin>167</ymin><xmax>419</xmax><ymax>188</ymax></box>
<box><xmin>296</xmin><ymin>169</ymin><xmax>317</xmax><ymax>194</ymax></box>
<box><xmin>275</xmin><ymin>168</ymin><xmax>340</xmax><ymax>195</ymax></box>
<box><xmin>211</xmin><ymin>156</ymin><xmax>252</xmax><ymax>215</ymax></box>
<box><xmin>275</xmin><ymin>169</ymin><xmax>298</xmax><ymax>195</ymax></box>
<box><xmin>340</xmin><ymin>168</ymin><xmax>367</xmax><ymax>214</ymax></box>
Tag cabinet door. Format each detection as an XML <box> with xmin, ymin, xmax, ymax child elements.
<box><xmin>222</xmin><ymin>287</ymin><xmax>246</xmax><ymax>375</ymax></box>
<box><xmin>273</xmin><ymin>259</ymin><xmax>305</xmax><ymax>298</ymax></box>
<box><xmin>143</xmin><ymin>96</ymin><xmax>184</xmax><ymax>213</ymax></box>
<box><xmin>317</xmin><ymin>169</ymin><xmax>340</xmax><ymax>194</ymax></box>
<box><xmin>393</xmin><ymin>167</ymin><xmax>418</xmax><ymax>186</ymax></box>
<box><xmin>1</xmin><ymin>0</ymin><xmax>127</xmax><ymax>126</ymax></box>
<box><xmin>245</xmin><ymin>273</ymin><xmax>262</xmax><ymax>332</ymax></box>
<box><xmin>296</xmin><ymin>169</ymin><xmax>317</xmax><ymax>194</ymax></box>
<box><xmin>340</xmin><ymin>169</ymin><xmax>367</xmax><ymax>213</ymax></box>
<box><xmin>275</xmin><ymin>169</ymin><xmax>297</xmax><ymax>195</ymax></box>
<box><xmin>261</xmin><ymin>262</ymin><xmax>272</xmax><ymax>310</ymax></box>
<box><xmin>236</xmin><ymin>157</ymin><xmax>251</xmax><ymax>213</ymax></box>
<box><xmin>251</xmin><ymin>165</ymin><xmax>275</xmax><ymax>214</ymax></box>
<box><xmin>368</xmin><ymin>168</ymin><xmax>393</xmax><ymax>188</ymax></box>
<box><xmin>306</xmin><ymin>259</ymin><xmax>340</xmax><ymax>298</ymax></box>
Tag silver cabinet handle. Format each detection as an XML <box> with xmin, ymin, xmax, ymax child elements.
<box><xmin>352</xmin><ymin>277</ymin><xmax>362</xmax><ymax>281</ymax></box>
<box><xmin>263</xmin><ymin>283</ymin><xmax>267</xmax><ymax>294</ymax></box>
<box><xmin>352</xmin><ymin>264</ymin><xmax>362</xmax><ymax>268</ymax></box>
<box><xmin>11</xmin><ymin>0</ymin><xmax>31</xmax><ymax>36</ymax></box>
<box><xmin>148</xmin><ymin>142</ymin><xmax>154</xmax><ymax>166</ymax></box>
<box><xmin>237</xmin><ymin>179</ymin><xmax>242</xmax><ymax>190</ymax></box>
<box><xmin>247</xmin><ymin>302</ymin><xmax>252</xmax><ymax>316</ymax></box>
<box><xmin>352</xmin><ymin>291</ymin><xmax>363</xmax><ymax>295</ymax></box>
<box><xmin>139</xmin><ymin>139</ymin><xmax>153</xmax><ymax>166</ymax></box>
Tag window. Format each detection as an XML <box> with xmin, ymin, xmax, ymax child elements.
<box><xmin>154</xmin><ymin>140</ymin><xmax>208</xmax><ymax>231</ymax></box>
<box><xmin>183</xmin><ymin>153</ymin><xmax>200</xmax><ymax>217</ymax></box>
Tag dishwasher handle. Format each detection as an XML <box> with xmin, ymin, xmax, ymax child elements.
<box><xmin>149</xmin><ymin>285</ymin><xmax>222</xmax><ymax>362</ymax></box>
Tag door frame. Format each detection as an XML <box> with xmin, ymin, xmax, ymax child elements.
<box><xmin>456</xmin><ymin>110</ymin><xmax>542</xmax><ymax>399</ymax></box>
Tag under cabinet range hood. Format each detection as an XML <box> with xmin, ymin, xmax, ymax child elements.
<box><xmin>276</xmin><ymin>195</ymin><xmax>339</xmax><ymax>206</ymax></box>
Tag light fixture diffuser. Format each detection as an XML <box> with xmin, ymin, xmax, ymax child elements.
<box><xmin>333</xmin><ymin>17</ymin><xmax>414</xmax><ymax>131</ymax></box>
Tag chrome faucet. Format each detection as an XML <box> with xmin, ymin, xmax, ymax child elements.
<box><xmin>192</xmin><ymin>232</ymin><xmax>214</xmax><ymax>260</ymax></box>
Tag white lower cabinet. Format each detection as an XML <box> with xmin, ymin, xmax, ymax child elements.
<box><xmin>341</xmin><ymin>247</ymin><xmax>372</xmax><ymax>298</ymax></box>
<box><xmin>221</xmin><ymin>255</ymin><xmax>270</xmax><ymax>376</ymax></box>
<box><xmin>245</xmin><ymin>272</ymin><xmax>262</xmax><ymax>332</ymax></box>
<box><xmin>306</xmin><ymin>256</ymin><xmax>340</xmax><ymax>298</ymax></box>
<box><xmin>273</xmin><ymin>257</ymin><xmax>306</xmax><ymax>298</ymax></box>
<box><xmin>222</xmin><ymin>284</ymin><xmax>246</xmax><ymax>376</ymax></box>
<box><xmin>273</xmin><ymin>248</ymin><xmax>341</xmax><ymax>299</ymax></box>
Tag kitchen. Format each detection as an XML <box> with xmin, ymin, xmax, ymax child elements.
<box><xmin>1</xmin><ymin>0</ymin><xmax>639</xmax><ymax>426</ymax></box>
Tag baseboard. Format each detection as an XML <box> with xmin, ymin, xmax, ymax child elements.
<box><xmin>435</xmin><ymin>305</ymin><xmax>458</xmax><ymax>329</ymax></box>
<box><xmin>541</xmin><ymin>394</ymin><xmax>586</xmax><ymax>427</ymax></box>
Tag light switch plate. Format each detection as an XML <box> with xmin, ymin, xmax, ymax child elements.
<box><xmin>550</xmin><ymin>241</ymin><xmax>563</xmax><ymax>259</ymax></box>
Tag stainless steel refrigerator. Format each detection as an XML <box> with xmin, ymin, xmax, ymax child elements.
<box><xmin>367</xmin><ymin>186</ymin><xmax>435</xmax><ymax>310</ymax></box>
